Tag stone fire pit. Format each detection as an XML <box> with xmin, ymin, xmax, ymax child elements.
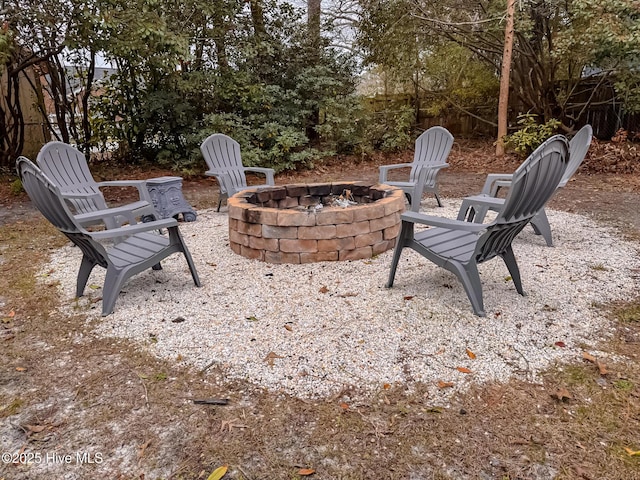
<box><xmin>227</xmin><ymin>182</ymin><xmax>405</xmax><ymax>263</ymax></box>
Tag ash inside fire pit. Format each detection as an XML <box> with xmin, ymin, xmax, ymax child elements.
<box><xmin>227</xmin><ymin>182</ymin><xmax>405</xmax><ymax>264</ymax></box>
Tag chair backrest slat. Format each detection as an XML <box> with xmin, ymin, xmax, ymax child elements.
<box><xmin>36</xmin><ymin>142</ymin><xmax>109</xmax><ymax>214</ymax></box>
<box><xmin>201</xmin><ymin>133</ymin><xmax>248</xmax><ymax>191</ymax></box>
<box><xmin>559</xmin><ymin>124</ymin><xmax>593</xmax><ymax>188</ymax></box>
<box><xmin>17</xmin><ymin>157</ymin><xmax>109</xmax><ymax>268</ymax></box>
<box><xmin>409</xmin><ymin>126</ymin><xmax>454</xmax><ymax>182</ymax></box>
<box><xmin>475</xmin><ymin>135</ymin><xmax>569</xmax><ymax>263</ymax></box>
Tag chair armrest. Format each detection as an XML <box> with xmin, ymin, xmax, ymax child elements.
<box><xmin>60</xmin><ymin>191</ymin><xmax>103</xmax><ymax>201</ymax></box>
<box><xmin>425</xmin><ymin>162</ymin><xmax>449</xmax><ymax>171</ymax></box>
<box><xmin>205</xmin><ymin>170</ymin><xmax>234</xmax><ymax>195</ymax></box>
<box><xmin>481</xmin><ymin>173</ymin><xmax>513</xmax><ymax>196</ymax></box>
<box><xmin>242</xmin><ymin>167</ymin><xmax>275</xmax><ymax>185</ymax></box>
<box><xmin>90</xmin><ymin>218</ymin><xmax>178</xmax><ymax>240</ymax></box>
<box><xmin>401</xmin><ymin>211</ymin><xmax>488</xmax><ymax>232</ymax></box>
<box><xmin>379</xmin><ymin>164</ymin><xmax>411</xmax><ymax>183</ymax></box>
<box><xmin>460</xmin><ymin>195</ymin><xmax>505</xmax><ymax>208</ymax></box>
<box><xmin>74</xmin><ymin>202</ymin><xmax>155</xmax><ymax>225</ymax></box>
<box><xmin>96</xmin><ymin>179</ymin><xmax>153</xmax><ymax>204</ymax></box>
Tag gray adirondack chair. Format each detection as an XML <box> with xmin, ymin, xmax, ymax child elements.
<box><xmin>200</xmin><ymin>133</ymin><xmax>275</xmax><ymax>211</ymax></box>
<box><xmin>378</xmin><ymin>126</ymin><xmax>454</xmax><ymax>211</ymax></box>
<box><xmin>386</xmin><ymin>135</ymin><xmax>569</xmax><ymax>316</ymax></box>
<box><xmin>457</xmin><ymin>125</ymin><xmax>593</xmax><ymax>246</ymax></box>
<box><xmin>36</xmin><ymin>141</ymin><xmax>157</xmax><ymax>229</ymax></box>
<box><xmin>17</xmin><ymin>157</ymin><xmax>201</xmax><ymax>316</ymax></box>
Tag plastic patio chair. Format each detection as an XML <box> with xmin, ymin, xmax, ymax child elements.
<box><xmin>17</xmin><ymin>157</ymin><xmax>201</xmax><ymax>316</ymax></box>
<box><xmin>36</xmin><ymin>141</ymin><xmax>157</xmax><ymax>229</ymax></box>
<box><xmin>386</xmin><ymin>135</ymin><xmax>569</xmax><ymax>316</ymax></box>
<box><xmin>378</xmin><ymin>126</ymin><xmax>454</xmax><ymax>211</ymax></box>
<box><xmin>200</xmin><ymin>133</ymin><xmax>275</xmax><ymax>211</ymax></box>
<box><xmin>456</xmin><ymin>125</ymin><xmax>593</xmax><ymax>246</ymax></box>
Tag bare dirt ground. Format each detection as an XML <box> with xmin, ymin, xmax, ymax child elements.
<box><xmin>1</xmin><ymin>139</ymin><xmax>640</xmax><ymax>479</ymax></box>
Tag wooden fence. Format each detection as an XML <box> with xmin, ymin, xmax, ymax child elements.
<box><xmin>364</xmin><ymin>77</ymin><xmax>640</xmax><ymax>140</ymax></box>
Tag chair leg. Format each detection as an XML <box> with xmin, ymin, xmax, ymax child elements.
<box><xmin>473</xmin><ymin>206</ymin><xmax>490</xmax><ymax>223</ymax></box>
<box><xmin>216</xmin><ymin>192</ymin><xmax>228</xmax><ymax>212</ymax></box>
<box><xmin>450</xmin><ymin>261</ymin><xmax>485</xmax><ymax>317</ymax></box>
<box><xmin>386</xmin><ymin>243</ymin><xmax>405</xmax><ymax>288</ymax></box>
<box><xmin>530</xmin><ymin>209</ymin><xmax>553</xmax><ymax>246</ymax></box>
<box><xmin>500</xmin><ymin>246</ymin><xmax>525</xmax><ymax>295</ymax></box>
<box><xmin>168</xmin><ymin>226</ymin><xmax>201</xmax><ymax>286</ymax></box>
<box><xmin>102</xmin><ymin>267</ymin><xmax>128</xmax><ymax>316</ymax></box>
<box><xmin>183</xmin><ymin>249</ymin><xmax>201</xmax><ymax>287</ymax></box>
<box><xmin>410</xmin><ymin>195</ymin><xmax>421</xmax><ymax>212</ymax></box>
<box><xmin>434</xmin><ymin>191</ymin><xmax>443</xmax><ymax>208</ymax></box>
<box><xmin>457</xmin><ymin>199</ymin><xmax>478</xmax><ymax>222</ymax></box>
<box><xmin>386</xmin><ymin>221</ymin><xmax>413</xmax><ymax>288</ymax></box>
<box><xmin>76</xmin><ymin>256</ymin><xmax>97</xmax><ymax>297</ymax></box>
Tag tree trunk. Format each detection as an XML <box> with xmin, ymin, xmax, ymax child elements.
<box><xmin>249</xmin><ymin>0</ymin><xmax>266</xmax><ymax>39</ymax></box>
<box><xmin>308</xmin><ymin>0</ymin><xmax>321</xmax><ymax>48</ymax></box>
<box><xmin>496</xmin><ymin>0</ymin><xmax>516</xmax><ymax>157</ymax></box>
<box><xmin>306</xmin><ymin>0</ymin><xmax>322</xmax><ymax>141</ymax></box>
<box><xmin>80</xmin><ymin>53</ymin><xmax>96</xmax><ymax>158</ymax></box>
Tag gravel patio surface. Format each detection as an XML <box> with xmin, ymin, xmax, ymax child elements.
<box><xmin>42</xmin><ymin>200</ymin><xmax>640</xmax><ymax>403</ymax></box>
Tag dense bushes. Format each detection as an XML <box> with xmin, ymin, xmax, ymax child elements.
<box><xmin>84</xmin><ymin>0</ymin><xmax>416</xmax><ymax>174</ymax></box>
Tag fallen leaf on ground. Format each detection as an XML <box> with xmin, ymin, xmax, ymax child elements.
<box><xmin>298</xmin><ymin>468</ymin><xmax>315</xmax><ymax>476</ymax></box>
<box><xmin>624</xmin><ymin>447</ymin><xmax>640</xmax><ymax>456</ymax></box>
<box><xmin>403</xmin><ymin>295</ymin><xmax>414</xmax><ymax>300</ymax></box>
<box><xmin>456</xmin><ymin>367</ymin><xmax>472</xmax><ymax>374</ymax></box>
<box><xmin>26</xmin><ymin>424</ymin><xmax>46</xmax><ymax>433</ymax></box>
<box><xmin>219</xmin><ymin>419</ymin><xmax>247</xmax><ymax>433</ymax></box>
<box><xmin>339</xmin><ymin>402</ymin><xmax>349</xmax><ymax>410</ymax></box>
<box><xmin>426</xmin><ymin>406</ymin><xmax>444</xmax><ymax>413</ymax></box>
<box><xmin>137</xmin><ymin>440</ymin><xmax>151</xmax><ymax>462</ymax></box>
<box><xmin>582</xmin><ymin>352</ymin><xmax>597</xmax><ymax>363</ymax></box>
<box><xmin>465</xmin><ymin>348</ymin><xmax>476</xmax><ymax>359</ymax></box>
<box><xmin>264</xmin><ymin>352</ymin><xmax>284</xmax><ymax>366</ymax></box>
<box><xmin>597</xmin><ymin>361</ymin><xmax>608</xmax><ymax>375</ymax></box>
<box><xmin>551</xmin><ymin>387</ymin><xmax>572</xmax><ymax>401</ymax></box>
<box><xmin>319</xmin><ymin>286</ymin><xmax>329</xmax><ymax>294</ymax></box>
<box><xmin>246</xmin><ymin>316</ymin><xmax>258</xmax><ymax>322</ymax></box>
<box><xmin>554</xmin><ymin>341</ymin><xmax>566</xmax><ymax>347</ymax></box>
<box><xmin>382</xmin><ymin>383</ymin><xmax>391</xmax><ymax>389</ymax></box>
<box><xmin>207</xmin><ymin>465</ymin><xmax>228</xmax><ymax>480</ymax></box>
<box><xmin>437</xmin><ymin>380</ymin><xmax>455</xmax><ymax>389</ymax></box>
<box><xmin>15</xmin><ymin>367</ymin><xmax>26</xmax><ymax>372</ymax></box>
<box><xmin>284</xmin><ymin>324</ymin><xmax>293</xmax><ymax>331</ymax></box>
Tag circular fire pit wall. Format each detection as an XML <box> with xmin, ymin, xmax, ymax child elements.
<box><xmin>227</xmin><ymin>182</ymin><xmax>405</xmax><ymax>263</ymax></box>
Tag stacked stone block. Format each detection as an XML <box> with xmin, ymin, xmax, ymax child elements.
<box><xmin>227</xmin><ymin>182</ymin><xmax>405</xmax><ymax>264</ymax></box>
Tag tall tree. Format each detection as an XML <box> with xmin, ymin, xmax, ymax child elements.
<box><xmin>496</xmin><ymin>0</ymin><xmax>515</xmax><ymax>156</ymax></box>
<box><xmin>0</xmin><ymin>0</ymin><xmax>95</xmax><ymax>163</ymax></box>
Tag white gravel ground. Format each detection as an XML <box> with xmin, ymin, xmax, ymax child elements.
<box><xmin>42</xmin><ymin>199</ymin><xmax>640</xmax><ymax>403</ymax></box>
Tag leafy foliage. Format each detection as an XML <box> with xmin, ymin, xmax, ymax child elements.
<box><xmin>504</xmin><ymin>114</ymin><xmax>561</xmax><ymax>156</ymax></box>
<box><xmin>88</xmin><ymin>0</ymin><xmax>363</xmax><ymax>172</ymax></box>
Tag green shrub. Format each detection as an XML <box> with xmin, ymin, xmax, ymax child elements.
<box><xmin>9</xmin><ymin>178</ymin><xmax>23</xmax><ymax>196</ymax></box>
<box><xmin>504</xmin><ymin>114</ymin><xmax>561</xmax><ymax>156</ymax></box>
